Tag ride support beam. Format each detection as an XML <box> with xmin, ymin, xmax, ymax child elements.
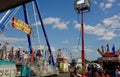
<box><xmin>23</xmin><ymin>4</ymin><xmax>32</xmax><ymax>54</ymax></box>
<box><xmin>34</xmin><ymin>0</ymin><xmax>55</xmax><ymax>65</ymax></box>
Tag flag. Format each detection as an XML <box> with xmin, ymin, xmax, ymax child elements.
<box><xmin>112</xmin><ymin>44</ymin><xmax>115</xmax><ymax>54</ymax></box>
<box><xmin>106</xmin><ymin>44</ymin><xmax>109</xmax><ymax>52</ymax></box>
<box><xmin>5</xmin><ymin>42</ymin><xmax>9</xmax><ymax>45</ymax></box>
<box><xmin>97</xmin><ymin>48</ymin><xmax>104</xmax><ymax>56</ymax></box>
<box><xmin>101</xmin><ymin>45</ymin><xmax>104</xmax><ymax>54</ymax></box>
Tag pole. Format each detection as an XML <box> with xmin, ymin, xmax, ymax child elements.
<box><xmin>81</xmin><ymin>11</ymin><xmax>86</xmax><ymax>75</ymax></box>
<box><xmin>23</xmin><ymin>4</ymin><xmax>32</xmax><ymax>54</ymax></box>
<box><xmin>34</xmin><ymin>0</ymin><xmax>55</xmax><ymax>65</ymax></box>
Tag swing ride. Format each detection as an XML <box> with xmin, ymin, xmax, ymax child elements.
<box><xmin>0</xmin><ymin>0</ymin><xmax>59</xmax><ymax>77</ymax></box>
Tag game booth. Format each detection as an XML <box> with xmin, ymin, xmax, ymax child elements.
<box><xmin>56</xmin><ymin>48</ymin><xmax>70</xmax><ymax>72</ymax></box>
<box><xmin>97</xmin><ymin>45</ymin><xmax>120</xmax><ymax>76</ymax></box>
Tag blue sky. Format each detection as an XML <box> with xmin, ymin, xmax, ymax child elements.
<box><xmin>0</xmin><ymin>0</ymin><xmax>120</xmax><ymax>61</ymax></box>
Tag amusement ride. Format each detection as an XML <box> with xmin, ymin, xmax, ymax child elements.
<box><xmin>0</xmin><ymin>0</ymin><xmax>59</xmax><ymax>76</ymax></box>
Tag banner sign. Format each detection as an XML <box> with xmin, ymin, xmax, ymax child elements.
<box><xmin>12</xmin><ymin>17</ymin><xmax>31</xmax><ymax>35</ymax></box>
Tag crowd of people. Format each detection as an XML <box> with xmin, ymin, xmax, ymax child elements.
<box><xmin>116</xmin><ymin>65</ymin><xmax>120</xmax><ymax>77</ymax></box>
<box><xmin>0</xmin><ymin>43</ymin><xmax>48</xmax><ymax>65</ymax></box>
<box><xmin>1</xmin><ymin>43</ymin><xmax>120</xmax><ymax>77</ymax></box>
<box><xmin>69</xmin><ymin>58</ymin><xmax>120</xmax><ymax>77</ymax></box>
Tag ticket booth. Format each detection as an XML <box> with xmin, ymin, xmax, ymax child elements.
<box><xmin>56</xmin><ymin>57</ymin><xmax>69</xmax><ymax>72</ymax></box>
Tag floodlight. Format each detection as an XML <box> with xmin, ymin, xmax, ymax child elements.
<box><xmin>74</xmin><ymin>0</ymin><xmax>90</xmax><ymax>14</ymax></box>
<box><xmin>77</xmin><ymin>0</ymin><xmax>85</xmax><ymax>5</ymax></box>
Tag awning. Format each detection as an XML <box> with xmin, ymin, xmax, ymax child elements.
<box><xmin>98</xmin><ymin>57</ymin><xmax>120</xmax><ymax>62</ymax></box>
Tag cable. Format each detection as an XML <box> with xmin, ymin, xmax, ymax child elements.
<box><xmin>32</xmin><ymin>1</ymin><xmax>41</xmax><ymax>47</ymax></box>
<box><xmin>77</xmin><ymin>14</ymin><xmax>81</xmax><ymax>51</ymax></box>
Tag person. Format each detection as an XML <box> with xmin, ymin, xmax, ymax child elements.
<box><xmin>93</xmin><ymin>72</ymin><xmax>101</xmax><ymax>77</ymax></box>
<box><xmin>2</xmin><ymin>42</ymin><xmax>8</xmax><ymax>60</ymax></box>
<box><xmin>23</xmin><ymin>50</ymin><xmax>29</xmax><ymax>64</ymax></box>
<box><xmin>36</xmin><ymin>50</ymin><xmax>42</xmax><ymax>58</ymax></box>
<box><xmin>69</xmin><ymin>65</ymin><xmax>75</xmax><ymax>77</ymax></box>
<box><xmin>0</xmin><ymin>49</ymin><xmax>3</xmax><ymax>60</ymax></box>
<box><xmin>8</xmin><ymin>47</ymin><xmax>14</xmax><ymax>61</ymax></box>
<box><xmin>56</xmin><ymin>49</ymin><xmax>62</xmax><ymax>58</ymax></box>
<box><xmin>116</xmin><ymin>65</ymin><xmax>120</xmax><ymax>77</ymax></box>
<box><xmin>31</xmin><ymin>50</ymin><xmax>35</xmax><ymax>63</ymax></box>
<box><xmin>15</xmin><ymin>48</ymin><xmax>21</xmax><ymax>63</ymax></box>
<box><xmin>106</xmin><ymin>44</ymin><xmax>109</xmax><ymax>52</ymax></box>
<box><xmin>105</xmin><ymin>72</ymin><xmax>110</xmax><ymax>77</ymax></box>
<box><xmin>0</xmin><ymin>43</ymin><xmax>3</xmax><ymax>60</ymax></box>
<box><xmin>48</xmin><ymin>55</ymin><xmax>53</xmax><ymax>65</ymax></box>
<box><xmin>87</xmin><ymin>64</ymin><xmax>92</xmax><ymax>77</ymax></box>
<box><xmin>69</xmin><ymin>59</ymin><xmax>77</xmax><ymax>77</ymax></box>
<box><xmin>21</xmin><ymin>50</ymin><xmax>25</xmax><ymax>63</ymax></box>
<box><xmin>74</xmin><ymin>66</ymin><xmax>82</xmax><ymax>77</ymax></box>
<box><xmin>71</xmin><ymin>59</ymin><xmax>77</xmax><ymax>68</ymax></box>
<box><xmin>36</xmin><ymin>50</ymin><xmax>42</xmax><ymax>62</ymax></box>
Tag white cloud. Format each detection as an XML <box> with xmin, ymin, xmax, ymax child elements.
<box><xmin>43</xmin><ymin>17</ymin><xmax>60</xmax><ymax>25</ymax></box>
<box><xmin>95</xmin><ymin>0</ymin><xmax>115</xmax><ymax>10</ymax></box>
<box><xmin>105</xmin><ymin>3</ymin><xmax>112</xmax><ymax>8</ymax></box>
<box><xmin>62</xmin><ymin>40</ymin><xmax>69</xmax><ymax>44</ymax></box>
<box><xmin>100</xmin><ymin>3</ymin><xmax>112</xmax><ymax>10</ymax></box>
<box><xmin>94</xmin><ymin>0</ymin><xmax>98</xmax><ymax>5</ymax></box>
<box><xmin>71</xmin><ymin>45</ymin><xmax>98</xmax><ymax>60</ymax></box>
<box><xmin>75</xmin><ymin>23</ymin><xmax>106</xmax><ymax>36</ymax></box>
<box><xmin>103</xmin><ymin>14</ymin><xmax>120</xmax><ymax>28</ymax></box>
<box><xmin>74</xmin><ymin>14</ymin><xmax>120</xmax><ymax>41</ymax></box>
<box><xmin>85</xmin><ymin>47</ymin><xmax>95</xmax><ymax>53</ymax></box>
<box><xmin>43</xmin><ymin>17</ymin><xmax>68</xmax><ymax>30</ymax></box>
<box><xmin>98</xmin><ymin>31</ymin><xmax>117</xmax><ymax>40</ymax></box>
<box><xmin>0</xmin><ymin>34</ymin><xmax>26</xmax><ymax>43</ymax></box>
<box><xmin>85</xmin><ymin>24</ymin><xmax>106</xmax><ymax>36</ymax></box>
<box><xmin>71</xmin><ymin>45</ymin><xmax>100</xmax><ymax>60</ymax></box>
<box><xmin>72</xmin><ymin>45</ymin><xmax>94</xmax><ymax>53</ymax></box>
<box><xmin>74</xmin><ymin>23</ymin><xmax>81</xmax><ymax>30</ymax></box>
<box><xmin>108</xmin><ymin>0</ymin><xmax>115</xmax><ymax>3</ymax></box>
<box><xmin>100</xmin><ymin>2</ymin><xmax>105</xmax><ymax>9</ymax></box>
<box><xmin>33</xmin><ymin>17</ymin><xmax>69</xmax><ymax>30</ymax></box>
<box><xmin>53</xmin><ymin>21</ymin><xmax>68</xmax><ymax>29</ymax></box>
